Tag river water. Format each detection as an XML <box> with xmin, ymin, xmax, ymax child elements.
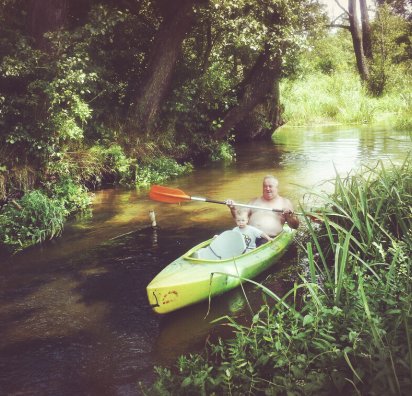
<box><xmin>0</xmin><ymin>125</ymin><xmax>410</xmax><ymax>395</ymax></box>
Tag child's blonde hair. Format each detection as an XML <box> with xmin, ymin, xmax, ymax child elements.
<box><xmin>235</xmin><ymin>208</ymin><xmax>250</xmax><ymax>218</ymax></box>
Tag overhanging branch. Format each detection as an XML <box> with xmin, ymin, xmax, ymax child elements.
<box><xmin>328</xmin><ymin>23</ymin><xmax>351</xmax><ymax>30</ymax></box>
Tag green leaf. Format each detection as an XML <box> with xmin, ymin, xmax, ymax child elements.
<box><xmin>181</xmin><ymin>377</ymin><xmax>192</xmax><ymax>387</ymax></box>
<box><xmin>303</xmin><ymin>314</ymin><xmax>314</xmax><ymax>326</ymax></box>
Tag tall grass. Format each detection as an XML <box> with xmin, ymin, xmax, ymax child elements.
<box><xmin>0</xmin><ymin>178</ymin><xmax>92</xmax><ymax>253</ymax></box>
<box><xmin>0</xmin><ymin>190</ymin><xmax>67</xmax><ymax>252</ymax></box>
<box><xmin>281</xmin><ymin>71</ymin><xmax>412</xmax><ymax>129</ymax></box>
<box><xmin>300</xmin><ymin>157</ymin><xmax>412</xmax><ymax>394</ymax></box>
<box><xmin>145</xmin><ymin>158</ymin><xmax>412</xmax><ymax>395</ymax></box>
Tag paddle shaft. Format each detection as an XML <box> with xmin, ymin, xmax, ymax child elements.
<box><xmin>190</xmin><ymin>196</ymin><xmax>302</xmax><ymax>215</ymax></box>
<box><xmin>149</xmin><ymin>185</ymin><xmax>310</xmax><ymax>217</ymax></box>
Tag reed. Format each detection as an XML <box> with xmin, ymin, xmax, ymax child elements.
<box><xmin>298</xmin><ymin>158</ymin><xmax>412</xmax><ymax>393</ymax></box>
<box><xmin>281</xmin><ymin>72</ymin><xmax>377</xmax><ymax>125</ymax></box>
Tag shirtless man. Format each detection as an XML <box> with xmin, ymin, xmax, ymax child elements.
<box><xmin>226</xmin><ymin>175</ymin><xmax>299</xmax><ymax>237</ymax></box>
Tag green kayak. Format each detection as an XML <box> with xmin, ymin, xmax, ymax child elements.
<box><xmin>147</xmin><ymin>224</ymin><xmax>296</xmax><ymax>314</ymax></box>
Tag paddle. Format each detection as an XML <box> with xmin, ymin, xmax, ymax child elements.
<box><xmin>149</xmin><ymin>185</ymin><xmax>322</xmax><ymax>222</ymax></box>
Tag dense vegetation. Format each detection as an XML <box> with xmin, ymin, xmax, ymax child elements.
<box><xmin>0</xmin><ymin>0</ymin><xmax>411</xmax><ymax>250</ymax></box>
<box><xmin>146</xmin><ymin>158</ymin><xmax>412</xmax><ymax>395</ymax></box>
<box><xmin>1</xmin><ymin>1</ymin><xmax>411</xmax><ymax>393</ymax></box>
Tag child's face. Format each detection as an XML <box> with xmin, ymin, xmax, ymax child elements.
<box><xmin>235</xmin><ymin>214</ymin><xmax>248</xmax><ymax>228</ymax></box>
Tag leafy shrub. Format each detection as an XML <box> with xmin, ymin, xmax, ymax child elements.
<box><xmin>209</xmin><ymin>141</ymin><xmax>236</xmax><ymax>162</ymax></box>
<box><xmin>135</xmin><ymin>157</ymin><xmax>193</xmax><ymax>187</ymax></box>
<box><xmin>46</xmin><ymin>144</ymin><xmax>135</xmax><ymax>187</ymax></box>
<box><xmin>0</xmin><ymin>190</ymin><xmax>66</xmax><ymax>252</ymax></box>
<box><xmin>0</xmin><ymin>176</ymin><xmax>93</xmax><ymax>253</ymax></box>
<box><xmin>46</xmin><ymin>177</ymin><xmax>92</xmax><ymax>214</ymax></box>
<box><xmin>98</xmin><ymin>144</ymin><xmax>136</xmax><ymax>185</ymax></box>
<box><xmin>47</xmin><ymin>150</ymin><xmax>105</xmax><ymax>187</ymax></box>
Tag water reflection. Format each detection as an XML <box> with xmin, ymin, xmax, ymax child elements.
<box><xmin>0</xmin><ymin>125</ymin><xmax>410</xmax><ymax>394</ymax></box>
<box><xmin>274</xmin><ymin>125</ymin><xmax>410</xmax><ymax>192</ymax></box>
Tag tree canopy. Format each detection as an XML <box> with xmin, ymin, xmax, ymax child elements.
<box><xmin>0</xmin><ymin>0</ymin><xmax>410</xmax><ymax>189</ymax></box>
<box><xmin>0</xmin><ymin>0</ymin><xmax>325</xmax><ymax>169</ymax></box>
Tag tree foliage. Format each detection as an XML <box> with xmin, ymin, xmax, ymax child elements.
<box><xmin>0</xmin><ymin>0</ymin><xmax>326</xmax><ymax>174</ymax></box>
<box><xmin>329</xmin><ymin>0</ymin><xmax>412</xmax><ymax>95</ymax></box>
<box><xmin>369</xmin><ymin>2</ymin><xmax>412</xmax><ymax>94</ymax></box>
<box><xmin>0</xmin><ymin>0</ymin><xmax>410</xmax><ymax>196</ymax></box>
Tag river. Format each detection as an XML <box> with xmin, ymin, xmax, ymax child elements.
<box><xmin>0</xmin><ymin>125</ymin><xmax>410</xmax><ymax>395</ymax></box>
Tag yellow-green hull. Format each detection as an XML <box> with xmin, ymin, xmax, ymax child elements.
<box><xmin>147</xmin><ymin>225</ymin><xmax>296</xmax><ymax>314</ymax></box>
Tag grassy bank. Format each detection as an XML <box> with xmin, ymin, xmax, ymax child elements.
<box><xmin>145</xmin><ymin>157</ymin><xmax>412</xmax><ymax>395</ymax></box>
<box><xmin>281</xmin><ymin>71</ymin><xmax>412</xmax><ymax>130</ymax></box>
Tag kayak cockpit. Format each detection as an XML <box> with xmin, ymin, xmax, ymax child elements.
<box><xmin>184</xmin><ymin>226</ymin><xmax>293</xmax><ymax>262</ymax></box>
<box><xmin>185</xmin><ymin>230</ymin><xmax>246</xmax><ymax>261</ymax></box>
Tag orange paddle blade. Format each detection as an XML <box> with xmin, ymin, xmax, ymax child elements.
<box><xmin>149</xmin><ymin>185</ymin><xmax>191</xmax><ymax>203</ymax></box>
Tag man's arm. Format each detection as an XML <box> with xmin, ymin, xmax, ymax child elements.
<box><xmin>226</xmin><ymin>199</ymin><xmax>252</xmax><ymax>218</ymax></box>
<box><xmin>225</xmin><ymin>199</ymin><xmax>237</xmax><ymax>218</ymax></box>
<box><xmin>283</xmin><ymin>199</ymin><xmax>300</xmax><ymax>229</ymax></box>
<box><xmin>283</xmin><ymin>210</ymin><xmax>300</xmax><ymax>229</ymax></box>
<box><xmin>260</xmin><ymin>231</ymin><xmax>273</xmax><ymax>241</ymax></box>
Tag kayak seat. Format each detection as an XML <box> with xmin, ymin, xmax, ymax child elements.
<box><xmin>194</xmin><ymin>230</ymin><xmax>246</xmax><ymax>260</ymax></box>
<box><xmin>193</xmin><ymin>247</ymin><xmax>220</xmax><ymax>260</ymax></box>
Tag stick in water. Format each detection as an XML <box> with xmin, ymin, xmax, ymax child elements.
<box><xmin>149</xmin><ymin>210</ymin><xmax>157</xmax><ymax>228</ymax></box>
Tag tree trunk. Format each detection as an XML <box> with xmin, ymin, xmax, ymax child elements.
<box><xmin>234</xmin><ymin>78</ymin><xmax>283</xmax><ymax>142</ymax></box>
<box><xmin>215</xmin><ymin>48</ymin><xmax>282</xmax><ymax>140</ymax></box>
<box><xmin>359</xmin><ymin>0</ymin><xmax>373</xmax><ymax>59</ymax></box>
<box><xmin>348</xmin><ymin>0</ymin><xmax>369</xmax><ymax>81</ymax></box>
<box><xmin>201</xmin><ymin>20</ymin><xmax>213</xmax><ymax>73</ymax></box>
<box><xmin>26</xmin><ymin>0</ymin><xmax>69</xmax><ymax>134</ymax></box>
<box><xmin>129</xmin><ymin>0</ymin><xmax>198</xmax><ymax>136</ymax></box>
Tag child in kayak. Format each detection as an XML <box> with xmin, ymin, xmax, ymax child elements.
<box><xmin>232</xmin><ymin>208</ymin><xmax>273</xmax><ymax>250</ymax></box>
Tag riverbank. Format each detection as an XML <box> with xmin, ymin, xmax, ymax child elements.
<box><xmin>145</xmin><ymin>157</ymin><xmax>412</xmax><ymax>395</ymax></box>
<box><xmin>0</xmin><ymin>154</ymin><xmax>194</xmax><ymax>254</ymax></box>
